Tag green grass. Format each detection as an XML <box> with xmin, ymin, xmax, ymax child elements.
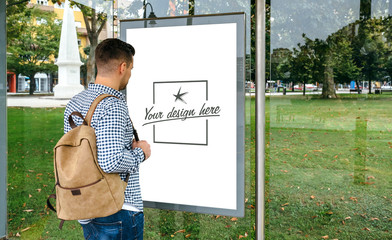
<box><xmin>6</xmin><ymin>102</ymin><xmax>256</xmax><ymax>239</ymax></box>
<box><xmin>10</xmin><ymin>93</ymin><xmax>392</xmax><ymax>239</ymax></box>
<box><xmin>266</xmin><ymin>94</ymin><xmax>392</xmax><ymax>239</ymax></box>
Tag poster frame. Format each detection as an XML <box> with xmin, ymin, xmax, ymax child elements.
<box><xmin>120</xmin><ymin>12</ymin><xmax>246</xmax><ymax>217</ymax></box>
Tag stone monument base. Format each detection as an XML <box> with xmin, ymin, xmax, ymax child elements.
<box><xmin>53</xmin><ymin>84</ymin><xmax>84</xmax><ymax>99</ymax></box>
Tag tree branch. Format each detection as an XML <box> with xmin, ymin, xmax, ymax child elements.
<box><xmin>6</xmin><ymin>0</ymin><xmax>29</xmax><ymax>8</ymax></box>
<box><xmin>97</xmin><ymin>17</ymin><xmax>107</xmax><ymax>36</ymax></box>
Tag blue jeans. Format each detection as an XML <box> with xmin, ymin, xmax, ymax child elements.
<box><xmin>81</xmin><ymin>210</ymin><xmax>144</xmax><ymax>240</ymax></box>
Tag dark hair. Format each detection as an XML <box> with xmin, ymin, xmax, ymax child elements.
<box><xmin>95</xmin><ymin>38</ymin><xmax>135</xmax><ymax>74</ymax></box>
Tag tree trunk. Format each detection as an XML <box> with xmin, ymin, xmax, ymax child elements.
<box><xmin>355</xmin><ymin>80</ymin><xmax>361</xmax><ymax>94</ymax></box>
<box><xmin>83</xmin><ymin>7</ymin><xmax>106</xmax><ymax>85</ymax></box>
<box><xmin>321</xmin><ymin>56</ymin><xmax>337</xmax><ymax>98</ymax></box>
<box><xmin>86</xmin><ymin>36</ymin><xmax>97</xmax><ymax>84</ymax></box>
<box><xmin>368</xmin><ymin>79</ymin><xmax>372</xmax><ymax>94</ymax></box>
<box><xmin>29</xmin><ymin>73</ymin><xmax>35</xmax><ymax>95</ymax></box>
<box><xmin>302</xmin><ymin>81</ymin><xmax>306</xmax><ymax>96</ymax></box>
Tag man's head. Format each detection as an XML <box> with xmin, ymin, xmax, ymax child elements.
<box><xmin>95</xmin><ymin>38</ymin><xmax>135</xmax><ymax>76</ymax></box>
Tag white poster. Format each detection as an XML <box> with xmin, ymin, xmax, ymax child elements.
<box><xmin>125</xmin><ymin>19</ymin><xmax>243</xmax><ymax>215</ymax></box>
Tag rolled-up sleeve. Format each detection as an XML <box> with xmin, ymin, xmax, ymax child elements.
<box><xmin>95</xmin><ymin>100</ymin><xmax>145</xmax><ymax>174</ymax></box>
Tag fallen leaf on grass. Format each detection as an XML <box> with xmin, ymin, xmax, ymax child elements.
<box><xmin>310</xmin><ymin>195</ymin><xmax>316</xmax><ymax>200</ymax></box>
<box><xmin>174</xmin><ymin>229</ymin><xmax>185</xmax><ymax>234</ymax></box>
<box><xmin>370</xmin><ymin>218</ymin><xmax>379</xmax><ymax>221</ymax></box>
<box><xmin>23</xmin><ymin>209</ymin><xmax>33</xmax><ymax>212</ymax></box>
<box><xmin>238</xmin><ymin>232</ymin><xmax>248</xmax><ymax>239</ymax></box>
<box><xmin>281</xmin><ymin>203</ymin><xmax>289</xmax><ymax>206</ymax></box>
<box><xmin>363</xmin><ymin>227</ymin><xmax>371</xmax><ymax>231</ymax></box>
<box><xmin>313</xmin><ymin>150</ymin><xmax>323</xmax><ymax>152</ymax></box>
<box><xmin>21</xmin><ymin>227</ymin><xmax>30</xmax><ymax>232</ymax></box>
<box><xmin>367</xmin><ymin>176</ymin><xmax>375</xmax><ymax>180</ymax></box>
<box><xmin>345</xmin><ymin>216</ymin><xmax>351</xmax><ymax>220</ymax></box>
<box><xmin>185</xmin><ymin>234</ymin><xmax>191</xmax><ymax>238</ymax></box>
<box><xmin>231</xmin><ymin>217</ymin><xmax>238</xmax><ymax>221</ymax></box>
<box><xmin>361</xmin><ymin>182</ymin><xmax>375</xmax><ymax>185</ymax></box>
<box><xmin>321</xmin><ymin>235</ymin><xmax>329</xmax><ymax>239</ymax></box>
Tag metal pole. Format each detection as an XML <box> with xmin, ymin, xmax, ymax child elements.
<box><xmin>255</xmin><ymin>0</ymin><xmax>265</xmax><ymax>239</ymax></box>
<box><xmin>0</xmin><ymin>0</ymin><xmax>7</xmax><ymax>238</ymax></box>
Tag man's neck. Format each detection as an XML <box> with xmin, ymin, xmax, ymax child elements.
<box><xmin>95</xmin><ymin>75</ymin><xmax>120</xmax><ymax>91</ymax></box>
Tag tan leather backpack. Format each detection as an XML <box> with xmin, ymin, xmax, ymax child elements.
<box><xmin>47</xmin><ymin>94</ymin><xmax>128</xmax><ymax>227</ymax></box>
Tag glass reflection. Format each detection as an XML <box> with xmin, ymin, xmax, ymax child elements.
<box><xmin>269</xmin><ymin>0</ymin><xmax>392</xmax><ymax>239</ymax></box>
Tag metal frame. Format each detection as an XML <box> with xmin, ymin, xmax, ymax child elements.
<box><xmin>256</xmin><ymin>0</ymin><xmax>265</xmax><ymax>239</ymax></box>
<box><xmin>0</xmin><ymin>0</ymin><xmax>7</xmax><ymax>238</ymax></box>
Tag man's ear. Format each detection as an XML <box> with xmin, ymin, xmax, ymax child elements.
<box><xmin>119</xmin><ymin>62</ymin><xmax>127</xmax><ymax>74</ymax></box>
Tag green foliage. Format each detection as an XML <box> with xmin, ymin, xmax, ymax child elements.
<box><xmin>7</xmin><ymin>6</ymin><xmax>61</xmax><ymax>93</ymax></box>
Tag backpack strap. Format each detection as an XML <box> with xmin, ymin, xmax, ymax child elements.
<box><xmin>85</xmin><ymin>94</ymin><xmax>132</xmax><ymax>182</ymax></box>
<box><xmin>85</xmin><ymin>94</ymin><xmax>117</xmax><ymax>126</ymax></box>
<box><xmin>68</xmin><ymin>112</ymin><xmax>88</xmax><ymax>129</ymax></box>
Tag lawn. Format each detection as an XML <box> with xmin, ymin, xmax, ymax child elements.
<box><xmin>6</xmin><ymin>97</ymin><xmax>256</xmax><ymax>239</ymax></box>
<box><xmin>8</xmin><ymin>93</ymin><xmax>392</xmax><ymax>239</ymax></box>
<box><xmin>266</xmin><ymin>94</ymin><xmax>392</xmax><ymax>239</ymax></box>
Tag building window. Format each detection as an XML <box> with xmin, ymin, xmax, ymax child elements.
<box><xmin>37</xmin><ymin>0</ymin><xmax>48</xmax><ymax>6</ymax></box>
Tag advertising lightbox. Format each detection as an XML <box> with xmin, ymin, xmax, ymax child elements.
<box><xmin>121</xmin><ymin>13</ymin><xmax>245</xmax><ymax>217</ymax></box>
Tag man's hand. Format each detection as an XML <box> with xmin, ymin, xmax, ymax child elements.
<box><xmin>132</xmin><ymin>139</ymin><xmax>151</xmax><ymax>161</ymax></box>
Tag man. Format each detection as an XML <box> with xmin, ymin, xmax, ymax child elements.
<box><xmin>64</xmin><ymin>38</ymin><xmax>151</xmax><ymax>239</ymax></box>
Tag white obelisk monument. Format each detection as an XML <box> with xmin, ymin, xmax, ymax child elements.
<box><xmin>54</xmin><ymin>0</ymin><xmax>84</xmax><ymax>98</ymax></box>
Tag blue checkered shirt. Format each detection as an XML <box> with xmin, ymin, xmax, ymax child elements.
<box><xmin>64</xmin><ymin>84</ymin><xmax>145</xmax><ymax>211</ymax></box>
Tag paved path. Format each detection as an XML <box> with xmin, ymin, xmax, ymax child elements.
<box><xmin>6</xmin><ymin>89</ymin><xmax>366</xmax><ymax>108</ymax></box>
<box><xmin>7</xmin><ymin>94</ymin><xmax>70</xmax><ymax>108</ymax></box>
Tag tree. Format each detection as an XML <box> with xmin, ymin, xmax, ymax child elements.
<box><xmin>70</xmin><ymin>1</ymin><xmax>107</xmax><ymax>85</ymax></box>
<box><xmin>290</xmin><ymin>35</ymin><xmax>317</xmax><ymax>96</ymax></box>
<box><xmin>351</xmin><ymin>17</ymin><xmax>388</xmax><ymax>93</ymax></box>
<box><xmin>52</xmin><ymin>0</ymin><xmax>108</xmax><ymax>85</ymax></box>
<box><xmin>7</xmin><ymin>6</ymin><xmax>61</xmax><ymax>95</ymax></box>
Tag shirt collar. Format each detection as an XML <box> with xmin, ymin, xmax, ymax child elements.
<box><xmin>88</xmin><ymin>83</ymin><xmax>125</xmax><ymax>101</ymax></box>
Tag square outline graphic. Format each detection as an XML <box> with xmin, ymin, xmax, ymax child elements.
<box><xmin>152</xmin><ymin>80</ymin><xmax>209</xmax><ymax>146</ymax></box>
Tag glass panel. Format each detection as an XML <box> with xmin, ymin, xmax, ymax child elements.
<box><xmin>268</xmin><ymin>0</ymin><xmax>392</xmax><ymax>239</ymax></box>
<box><xmin>6</xmin><ymin>0</ymin><xmax>113</xmax><ymax>238</ymax></box>
<box><xmin>117</xmin><ymin>1</ymin><xmax>255</xmax><ymax>239</ymax></box>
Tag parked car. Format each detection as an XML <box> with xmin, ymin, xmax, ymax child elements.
<box><xmin>293</xmin><ymin>84</ymin><xmax>318</xmax><ymax>91</ymax></box>
<box><xmin>381</xmin><ymin>85</ymin><xmax>392</xmax><ymax>91</ymax></box>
